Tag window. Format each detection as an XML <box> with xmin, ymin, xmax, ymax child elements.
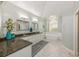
<box><xmin>49</xmin><ymin>15</ymin><xmax>58</xmax><ymax>32</ymax></box>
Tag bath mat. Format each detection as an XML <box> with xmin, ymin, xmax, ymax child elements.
<box><xmin>32</xmin><ymin>40</ymin><xmax>48</xmax><ymax>57</ymax></box>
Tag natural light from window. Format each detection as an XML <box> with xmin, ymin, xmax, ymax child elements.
<box><xmin>49</xmin><ymin>15</ymin><xmax>58</xmax><ymax>32</ymax></box>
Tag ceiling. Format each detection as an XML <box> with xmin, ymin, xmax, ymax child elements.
<box><xmin>9</xmin><ymin>1</ymin><xmax>79</xmax><ymax>17</ymax></box>
<box><xmin>0</xmin><ymin>1</ymin><xmax>3</xmax><ymax>5</ymax></box>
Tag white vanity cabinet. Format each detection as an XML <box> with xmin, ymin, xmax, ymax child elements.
<box><xmin>21</xmin><ymin>33</ymin><xmax>44</xmax><ymax>45</ymax></box>
<box><xmin>8</xmin><ymin>44</ymin><xmax>32</xmax><ymax>57</ymax></box>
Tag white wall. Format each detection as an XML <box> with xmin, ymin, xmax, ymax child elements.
<box><xmin>38</xmin><ymin>17</ymin><xmax>45</xmax><ymax>32</ymax></box>
<box><xmin>62</xmin><ymin>15</ymin><xmax>74</xmax><ymax>50</ymax></box>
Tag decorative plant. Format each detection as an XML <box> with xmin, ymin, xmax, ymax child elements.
<box><xmin>5</xmin><ymin>18</ymin><xmax>15</xmax><ymax>41</ymax></box>
<box><xmin>6</xmin><ymin>18</ymin><xmax>14</xmax><ymax>32</ymax></box>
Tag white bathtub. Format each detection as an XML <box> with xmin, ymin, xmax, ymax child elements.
<box><xmin>45</xmin><ymin>32</ymin><xmax>62</xmax><ymax>41</ymax></box>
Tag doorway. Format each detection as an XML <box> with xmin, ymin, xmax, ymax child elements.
<box><xmin>74</xmin><ymin>9</ymin><xmax>79</xmax><ymax>56</ymax></box>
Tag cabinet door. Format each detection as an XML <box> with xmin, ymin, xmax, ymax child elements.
<box><xmin>7</xmin><ymin>45</ymin><xmax>32</xmax><ymax>57</ymax></box>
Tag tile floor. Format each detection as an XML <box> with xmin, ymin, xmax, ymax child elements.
<box><xmin>34</xmin><ymin>39</ymin><xmax>74</xmax><ymax>57</ymax></box>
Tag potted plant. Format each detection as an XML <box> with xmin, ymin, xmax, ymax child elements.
<box><xmin>6</xmin><ymin>18</ymin><xmax>15</xmax><ymax>46</ymax></box>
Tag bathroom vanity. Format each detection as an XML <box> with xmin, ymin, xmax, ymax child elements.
<box><xmin>19</xmin><ymin>32</ymin><xmax>44</xmax><ymax>45</ymax></box>
<box><xmin>7</xmin><ymin>32</ymin><xmax>44</xmax><ymax>57</ymax></box>
<box><xmin>13</xmin><ymin>32</ymin><xmax>44</xmax><ymax>44</ymax></box>
<box><xmin>0</xmin><ymin>32</ymin><xmax>44</xmax><ymax>57</ymax></box>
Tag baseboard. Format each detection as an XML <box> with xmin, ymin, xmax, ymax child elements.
<box><xmin>62</xmin><ymin>45</ymin><xmax>75</xmax><ymax>56</ymax></box>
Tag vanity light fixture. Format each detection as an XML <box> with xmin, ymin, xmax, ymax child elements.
<box><xmin>32</xmin><ymin>18</ymin><xmax>38</xmax><ymax>22</ymax></box>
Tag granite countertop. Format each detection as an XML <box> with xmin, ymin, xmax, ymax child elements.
<box><xmin>0</xmin><ymin>38</ymin><xmax>32</xmax><ymax>57</ymax></box>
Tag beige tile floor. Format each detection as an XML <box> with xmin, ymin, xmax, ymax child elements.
<box><xmin>34</xmin><ymin>40</ymin><xmax>74</xmax><ymax>57</ymax></box>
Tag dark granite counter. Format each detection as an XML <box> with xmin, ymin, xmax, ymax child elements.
<box><xmin>0</xmin><ymin>38</ymin><xmax>32</xmax><ymax>57</ymax></box>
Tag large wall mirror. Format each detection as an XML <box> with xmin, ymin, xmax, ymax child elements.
<box><xmin>15</xmin><ymin>19</ymin><xmax>29</xmax><ymax>31</ymax></box>
<box><xmin>32</xmin><ymin>17</ymin><xmax>39</xmax><ymax>31</ymax></box>
<box><xmin>17</xmin><ymin>20</ymin><xmax>29</xmax><ymax>31</ymax></box>
<box><xmin>32</xmin><ymin>22</ymin><xmax>38</xmax><ymax>31</ymax></box>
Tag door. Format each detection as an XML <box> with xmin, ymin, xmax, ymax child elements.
<box><xmin>75</xmin><ymin>10</ymin><xmax>79</xmax><ymax>56</ymax></box>
<box><xmin>77</xmin><ymin>11</ymin><xmax>79</xmax><ymax>56</ymax></box>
